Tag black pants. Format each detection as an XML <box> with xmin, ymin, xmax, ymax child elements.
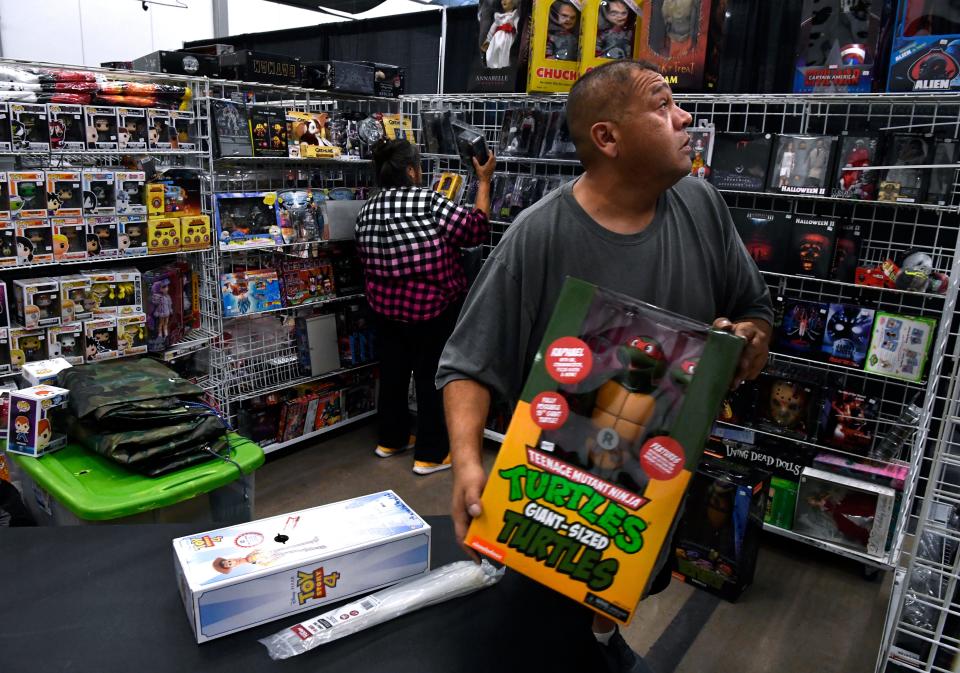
<box><xmin>375</xmin><ymin>301</ymin><xmax>460</xmax><ymax>463</ymax></box>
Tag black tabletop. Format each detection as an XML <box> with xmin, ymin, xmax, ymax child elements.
<box><xmin>0</xmin><ymin>516</ymin><xmax>601</xmax><ymax>673</ymax></box>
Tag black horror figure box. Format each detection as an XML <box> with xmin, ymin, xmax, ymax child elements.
<box><xmin>637</xmin><ymin>0</ymin><xmax>713</xmax><ymax>91</ymax></box>
<box><xmin>788</xmin><ymin>214</ymin><xmax>837</xmax><ymax>278</ymax></box>
<box><xmin>469</xmin><ymin>0</ymin><xmax>534</xmax><ymax>93</ymax></box>
<box><xmin>211</xmin><ymin>99</ymin><xmax>252</xmax><ymax>158</ymax></box>
<box><xmin>729</xmin><ymin>207</ymin><xmax>792</xmax><ymax>272</ymax></box>
<box><xmin>465</xmin><ymin>277</ymin><xmax>743</xmax><ymax>624</ymax></box>
<box><xmin>754</xmin><ymin>372</ymin><xmax>822</xmax><ymax>442</ymax></box>
<box><xmin>768</xmin><ymin>134</ymin><xmax>838</xmax><ymax>196</ymax></box>
<box><xmin>878</xmin><ymin>133</ymin><xmax>932</xmax><ymax>203</ymax></box>
<box><xmin>708</xmin><ymin>133</ymin><xmax>773</xmax><ymax>192</ymax></box>
<box><xmin>832</xmin><ymin>134</ymin><xmax>881</xmax><ymax>200</ymax></box>
<box><xmin>821</xmin><ymin>389</ymin><xmax>878</xmax><ymax>455</ymax></box>
<box><xmin>831</xmin><ymin>220</ymin><xmax>862</xmax><ymax>283</ymax></box>
<box><xmin>673</xmin><ymin>457</ymin><xmax>768</xmax><ymax>601</ymax></box>
<box><xmin>774</xmin><ymin>297</ymin><xmax>828</xmax><ymax>357</ymax></box>
<box><xmin>821</xmin><ymin>302</ymin><xmax>876</xmax><ymax>368</ymax></box>
<box><xmin>927</xmin><ymin>138</ymin><xmax>959</xmax><ymax>206</ymax></box>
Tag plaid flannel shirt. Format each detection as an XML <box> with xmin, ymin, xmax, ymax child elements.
<box><xmin>355</xmin><ymin>187</ymin><xmax>490</xmax><ymax>321</ymax></box>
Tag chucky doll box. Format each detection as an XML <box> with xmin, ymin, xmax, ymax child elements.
<box><xmin>466</xmin><ymin>277</ymin><xmax>743</xmax><ymax>624</ymax></box>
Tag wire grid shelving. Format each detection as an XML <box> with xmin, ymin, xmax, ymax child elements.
<box><xmin>200</xmin><ymin>82</ymin><xmax>398</xmax><ymax>432</ymax></box>
<box><xmin>401</xmin><ymin>92</ymin><xmax>960</xmax><ymax>578</ymax></box>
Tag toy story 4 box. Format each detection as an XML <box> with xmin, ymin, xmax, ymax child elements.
<box><xmin>465</xmin><ymin>278</ymin><xmax>743</xmax><ymax>624</ymax></box>
<box><xmin>173</xmin><ymin>490</ymin><xmax>431</xmax><ymax>643</ymax></box>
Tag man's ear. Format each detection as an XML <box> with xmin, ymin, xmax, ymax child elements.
<box><xmin>589</xmin><ymin>121</ymin><xmax>619</xmax><ymax>161</ymax></box>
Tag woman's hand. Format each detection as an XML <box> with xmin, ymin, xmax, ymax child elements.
<box><xmin>473</xmin><ymin>152</ymin><xmax>496</xmax><ymax>182</ymax></box>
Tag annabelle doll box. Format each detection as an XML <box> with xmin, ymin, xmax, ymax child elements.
<box><xmin>528</xmin><ymin>0</ymin><xmax>583</xmax><ymax>92</ymax></box>
<box><xmin>465</xmin><ymin>277</ymin><xmax>743</xmax><ymax>624</ymax></box>
<box><xmin>172</xmin><ymin>490</ymin><xmax>430</xmax><ymax>643</ymax></box>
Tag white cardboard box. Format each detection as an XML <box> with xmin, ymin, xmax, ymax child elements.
<box><xmin>172</xmin><ymin>490</ymin><xmax>431</xmax><ymax>643</ymax></box>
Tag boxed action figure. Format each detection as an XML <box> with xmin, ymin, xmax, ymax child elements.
<box><xmin>84</xmin><ymin>317</ymin><xmax>118</xmax><ymax>362</ymax></box>
<box><xmin>277</xmin><ymin>190</ymin><xmax>322</xmax><ymax>244</ymax></box>
<box><xmin>730</xmin><ymin>208</ymin><xmax>792</xmax><ymax>272</ymax></box>
<box><xmin>214</xmin><ymin>192</ymin><xmax>280</xmax><ymax>249</ymax></box>
<box><xmin>821</xmin><ymin>389</ymin><xmax>879</xmax><ymax>455</ymax></box>
<box><xmin>813</xmin><ymin>452</ymin><xmax>907</xmax><ymax>491</ymax></box>
<box><xmin>468</xmin><ymin>0</ymin><xmax>532</xmax><ymax>93</ymax></box>
<box><xmin>248</xmin><ymin>106</ymin><xmax>288</xmax><ymax>158</ymax></box>
<box><xmin>832</xmin><ymin>135</ymin><xmax>881</xmax><ymax>200</ymax></box>
<box><xmin>119</xmin><ymin>216</ymin><xmax>148</xmax><ymax>256</ymax></box>
<box><xmin>499</xmin><ymin>108</ymin><xmax>548</xmax><ymax>157</ymax></box>
<box><xmin>147</xmin><ymin>109</ymin><xmax>173</xmax><ymax>151</ymax></box>
<box><xmin>82</xmin><ymin>170</ymin><xmax>116</xmax><ymax>216</ymax></box>
<box><xmin>16</xmin><ymin>220</ymin><xmax>54</xmax><ymax>264</ymax></box>
<box><xmin>46</xmin><ymin>171</ymin><xmax>83</xmax><ymax>217</ymax></box>
<box><xmin>0</xmin><ymin>103</ymin><xmax>10</xmax><ymax>151</ymax></box>
<box><xmin>774</xmin><ymin>298</ymin><xmax>828</xmax><ymax>357</ymax></box>
<box><xmin>878</xmin><ymin>133</ymin><xmax>932</xmax><ymax>203</ymax></box>
<box><xmin>9</xmin><ymin>171</ymin><xmax>47</xmax><ymax>219</ymax></box>
<box><xmin>887</xmin><ymin>0</ymin><xmax>960</xmax><ymax>92</ymax></box>
<box><xmin>686</xmin><ymin>121</ymin><xmax>715</xmax><ymax>179</ymax></box>
<box><xmin>84</xmin><ymin>106</ymin><xmax>118</xmax><ymax>151</ymax></box>
<box><xmin>831</xmin><ymin>220</ymin><xmax>863</xmax><ymax>283</ymax></box>
<box><xmin>173</xmin><ymin>490</ymin><xmax>430</xmax><ymax>643</ymax></box>
<box><xmin>180</xmin><ymin>214</ymin><xmax>211</xmax><ymax>251</ymax></box>
<box><xmin>420</xmin><ymin>109</ymin><xmax>458</xmax><ymax>155</ymax></box>
<box><xmin>9</xmin><ymin>327</ymin><xmax>47</xmax><ymax>370</ymax></box>
<box><xmin>793</xmin><ymin>0</ymin><xmax>889</xmax><ymax>93</ymax></box>
<box><xmin>178</xmin><ymin>261</ymin><xmax>200</xmax><ymax>331</ymax></box>
<box><xmin>83</xmin><ymin>271</ymin><xmax>117</xmax><ymax>315</ymax></box>
<box><xmin>112</xmin><ymin>268</ymin><xmax>143</xmax><ymax>316</ymax></box>
<box><xmin>117</xmin><ymin>108</ymin><xmax>148</xmax><ymax>151</ymax></box>
<box><xmin>211</xmin><ymin>100</ymin><xmax>250</xmax><ymax>158</ymax></box>
<box><xmin>145</xmin><ymin>267</ymin><xmax>184</xmax><ymax>352</ymax></box>
<box><xmin>638</xmin><ymin>0</ymin><xmax>712</xmax><ymax>90</ymax></box>
<box><xmin>147</xmin><ymin>217</ymin><xmax>180</xmax><ymax>254</ymax></box>
<box><xmin>580</xmin><ymin>0</ymin><xmax>640</xmax><ymax>74</ymax></box>
<box><xmin>539</xmin><ymin>110</ymin><xmax>578</xmax><ymax>159</ymax></box>
<box><xmin>220</xmin><ymin>270</ymin><xmax>282</xmax><ymax>317</ymax></box>
<box><xmin>6</xmin><ymin>385</ymin><xmax>69</xmax><ymax>457</ymax></box>
<box><xmin>755</xmin><ymin>373</ymin><xmax>820</xmax><ymax>441</ymax></box>
<box><xmin>20</xmin><ymin>358</ymin><xmax>72</xmax><ymax>387</ymax></box>
<box><xmin>927</xmin><ymin>137</ymin><xmax>959</xmax><ymax>206</ymax></box>
<box><xmin>115</xmin><ymin>171</ymin><xmax>147</xmax><ymax>216</ymax></box>
<box><xmin>116</xmin><ymin>313</ymin><xmax>147</xmax><ymax>356</ymax></box>
<box><xmin>864</xmin><ymin>311</ymin><xmax>936</xmax><ymax>383</ymax></box>
<box><xmin>47</xmin><ymin>104</ymin><xmax>85</xmax><ymax>151</ymax></box>
<box><xmin>709</xmin><ymin>133</ymin><xmax>773</xmax><ymax>192</ymax></box>
<box><xmin>768</xmin><ymin>134</ymin><xmax>838</xmax><ymax>196</ymax></box>
<box><xmin>528</xmin><ymin>0</ymin><xmax>583</xmax><ymax>93</ymax></box>
<box><xmin>146</xmin><ymin>183</ymin><xmax>165</xmax><ymax>216</ymax></box>
<box><xmin>465</xmin><ymin>277</ymin><xmax>743</xmax><ymax>624</ymax></box>
<box><xmin>673</xmin><ymin>457</ymin><xmax>768</xmax><ymax>601</ymax></box>
<box><xmin>821</xmin><ymin>303</ymin><xmax>876</xmax><ymax>368</ymax></box>
<box><xmin>381</xmin><ymin>113</ymin><xmax>415</xmax><ymax>142</ymax></box>
<box><xmin>50</xmin><ymin>217</ymin><xmax>86</xmax><ymax>262</ymax></box>
<box><xmin>286</xmin><ymin>111</ymin><xmax>339</xmax><ymax>158</ymax></box>
<box><xmin>794</xmin><ymin>466</ymin><xmax>895</xmax><ymax>557</ymax></box>
<box><xmin>155</xmin><ymin>169</ymin><xmax>203</xmax><ymax>217</ymax></box>
<box><xmin>47</xmin><ymin>323</ymin><xmax>84</xmax><ymax>365</ymax></box>
<box><xmin>169</xmin><ymin>110</ymin><xmax>198</xmax><ymax>150</ymax></box>
<box><xmin>58</xmin><ymin>275</ymin><xmax>90</xmax><ymax>322</ymax></box>
<box><xmin>87</xmin><ymin>216</ymin><xmax>120</xmax><ymax>258</ymax></box>
<box><xmin>10</xmin><ymin>103</ymin><xmax>49</xmax><ymax>152</ymax></box>
<box><xmin>788</xmin><ymin>215</ymin><xmax>837</xmax><ymax>278</ymax></box>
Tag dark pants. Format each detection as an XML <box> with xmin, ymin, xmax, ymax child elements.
<box><xmin>375</xmin><ymin>301</ymin><xmax>461</xmax><ymax>463</ymax></box>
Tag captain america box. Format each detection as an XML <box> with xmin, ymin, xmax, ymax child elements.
<box><xmin>888</xmin><ymin>0</ymin><xmax>960</xmax><ymax>92</ymax></box>
<box><xmin>465</xmin><ymin>277</ymin><xmax>743</xmax><ymax>624</ymax></box>
<box><xmin>173</xmin><ymin>490</ymin><xmax>431</xmax><ymax>643</ymax></box>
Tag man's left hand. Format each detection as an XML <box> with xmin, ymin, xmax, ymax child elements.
<box><xmin>712</xmin><ymin>317</ymin><xmax>772</xmax><ymax>389</ymax></box>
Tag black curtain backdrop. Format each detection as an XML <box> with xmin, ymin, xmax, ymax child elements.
<box><xmin>185</xmin><ymin>6</ymin><xmax>480</xmax><ymax>94</ymax></box>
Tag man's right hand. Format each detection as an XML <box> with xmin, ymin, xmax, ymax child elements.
<box><xmin>452</xmin><ymin>459</ymin><xmax>488</xmax><ymax>562</ymax></box>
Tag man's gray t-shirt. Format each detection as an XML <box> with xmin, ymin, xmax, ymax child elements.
<box><xmin>436</xmin><ymin>176</ymin><xmax>774</xmax><ymax>404</ymax></box>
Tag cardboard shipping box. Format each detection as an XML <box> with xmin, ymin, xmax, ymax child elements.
<box><xmin>466</xmin><ymin>277</ymin><xmax>743</xmax><ymax>624</ymax></box>
<box><xmin>173</xmin><ymin>490</ymin><xmax>431</xmax><ymax>643</ymax></box>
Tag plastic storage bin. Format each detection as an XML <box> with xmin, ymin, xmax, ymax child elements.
<box><xmin>8</xmin><ymin>433</ymin><xmax>264</xmax><ymax>525</ymax></box>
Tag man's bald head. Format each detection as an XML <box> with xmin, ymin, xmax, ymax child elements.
<box><xmin>566</xmin><ymin>60</ymin><xmax>661</xmax><ymax>167</ymax></box>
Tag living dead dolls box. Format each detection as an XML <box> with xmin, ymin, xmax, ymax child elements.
<box><xmin>465</xmin><ymin>277</ymin><xmax>743</xmax><ymax>623</ymax></box>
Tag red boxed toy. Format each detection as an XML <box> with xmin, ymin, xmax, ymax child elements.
<box><xmin>638</xmin><ymin>0</ymin><xmax>712</xmax><ymax>90</ymax></box>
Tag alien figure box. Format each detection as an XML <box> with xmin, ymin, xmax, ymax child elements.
<box><xmin>465</xmin><ymin>277</ymin><xmax>743</xmax><ymax>624</ymax></box>
<box><xmin>6</xmin><ymin>385</ymin><xmax>69</xmax><ymax>457</ymax></box>
<box><xmin>768</xmin><ymin>134</ymin><xmax>838</xmax><ymax>196</ymax></box>
<box><xmin>528</xmin><ymin>0</ymin><xmax>583</xmax><ymax>93</ymax></box>
<box><xmin>793</xmin><ymin>0</ymin><xmax>889</xmax><ymax>93</ymax></box>
<box><xmin>708</xmin><ymin>133</ymin><xmax>773</xmax><ymax>192</ymax></box>
<box><xmin>821</xmin><ymin>303</ymin><xmax>876</xmax><ymax>368</ymax></box>
<box><xmin>673</xmin><ymin>457</ymin><xmax>768</xmax><ymax>601</ymax></box>
<box><xmin>580</xmin><ymin>0</ymin><xmax>641</xmax><ymax>74</ymax></box>
<box><xmin>794</xmin><ymin>466</ymin><xmax>894</xmax><ymax>557</ymax></box>
<box><xmin>864</xmin><ymin>311</ymin><xmax>936</xmax><ymax>383</ymax></box>
<box><xmin>887</xmin><ymin>0</ymin><xmax>960</xmax><ymax>92</ymax></box>
<box><xmin>730</xmin><ymin>208</ymin><xmax>792</xmax><ymax>272</ymax></box>
<box><xmin>637</xmin><ymin>0</ymin><xmax>712</xmax><ymax>90</ymax></box>
<box><xmin>173</xmin><ymin>490</ymin><xmax>430</xmax><ymax>643</ymax></box>
<box><xmin>788</xmin><ymin>215</ymin><xmax>837</xmax><ymax>278</ymax></box>
<box><xmin>469</xmin><ymin>0</ymin><xmax>533</xmax><ymax>93</ymax></box>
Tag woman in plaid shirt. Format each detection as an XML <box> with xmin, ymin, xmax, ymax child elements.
<box><xmin>356</xmin><ymin>139</ymin><xmax>495</xmax><ymax>475</ymax></box>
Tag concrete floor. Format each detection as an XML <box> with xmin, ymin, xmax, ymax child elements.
<box><xmin>256</xmin><ymin>420</ymin><xmax>892</xmax><ymax>673</ymax></box>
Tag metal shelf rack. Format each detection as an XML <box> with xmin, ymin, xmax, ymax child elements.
<box><xmin>402</xmin><ymin>92</ymin><xmax>960</xmax><ymax>585</ymax></box>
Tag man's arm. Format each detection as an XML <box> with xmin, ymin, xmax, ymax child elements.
<box><xmin>443</xmin><ymin>379</ymin><xmax>491</xmax><ymax>562</ymax></box>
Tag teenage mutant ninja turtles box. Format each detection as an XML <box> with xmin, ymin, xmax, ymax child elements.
<box><xmin>466</xmin><ymin>277</ymin><xmax>743</xmax><ymax>623</ymax></box>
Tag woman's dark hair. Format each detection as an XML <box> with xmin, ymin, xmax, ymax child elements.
<box><xmin>372</xmin><ymin>138</ymin><xmax>420</xmax><ymax>188</ymax></box>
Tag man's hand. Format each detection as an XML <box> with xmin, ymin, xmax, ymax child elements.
<box><xmin>452</xmin><ymin>459</ymin><xmax>488</xmax><ymax>562</ymax></box>
<box><xmin>712</xmin><ymin>317</ymin><xmax>771</xmax><ymax>389</ymax></box>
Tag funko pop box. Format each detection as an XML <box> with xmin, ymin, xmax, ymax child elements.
<box><xmin>6</xmin><ymin>384</ymin><xmax>69</xmax><ymax>457</ymax></box>
<box><xmin>465</xmin><ymin>277</ymin><xmax>743</xmax><ymax>624</ymax></box>
<box><xmin>172</xmin><ymin>490</ymin><xmax>430</xmax><ymax>643</ymax></box>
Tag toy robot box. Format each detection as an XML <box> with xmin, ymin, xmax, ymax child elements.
<box><xmin>465</xmin><ymin>277</ymin><xmax>743</xmax><ymax>624</ymax></box>
<box><xmin>887</xmin><ymin>0</ymin><xmax>960</xmax><ymax>92</ymax></box>
<box><xmin>580</xmin><ymin>0</ymin><xmax>641</xmax><ymax>74</ymax></box>
<box><xmin>172</xmin><ymin>490</ymin><xmax>431</xmax><ymax>643</ymax></box>
<box><xmin>637</xmin><ymin>0</ymin><xmax>713</xmax><ymax>90</ymax></box>
<box><xmin>528</xmin><ymin>0</ymin><xmax>583</xmax><ymax>92</ymax></box>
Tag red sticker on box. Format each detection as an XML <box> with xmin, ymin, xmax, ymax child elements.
<box><xmin>530</xmin><ymin>392</ymin><xmax>569</xmax><ymax>430</ymax></box>
<box><xmin>545</xmin><ymin>337</ymin><xmax>593</xmax><ymax>384</ymax></box>
<box><xmin>640</xmin><ymin>437</ymin><xmax>685</xmax><ymax>481</ymax></box>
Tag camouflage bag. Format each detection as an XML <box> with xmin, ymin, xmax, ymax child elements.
<box><xmin>58</xmin><ymin>360</ymin><xmax>229</xmax><ymax>476</ymax></box>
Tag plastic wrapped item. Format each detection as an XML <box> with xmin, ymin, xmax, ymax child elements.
<box><xmin>260</xmin><ymin>560</ymin><xmax>503</xmax><ymax>660</ymax></box>
<box><xmin>902</xmin><ymin>505</ymin><xmax>959</xmax><ymax>631</ymax></box>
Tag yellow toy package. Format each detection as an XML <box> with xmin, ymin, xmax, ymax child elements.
<box><xmin>579</xmin><ymin>0</ymin><xmax>642</xmax><ymax>74</ymax></box>
<box><xmin>527</xmin><ymin>0</ymin><xmax>583</xmax><ymax>93</ymax></box>
<box><xmin>466</xmin><ymin>278</ymin><xmax>742</xmax><ymax>623</ymax></box>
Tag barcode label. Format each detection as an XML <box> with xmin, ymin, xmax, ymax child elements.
<box><xmin>361</xmin><ymin>600</ymin><xmax>375</xmax><ymax>610</ymax></box>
